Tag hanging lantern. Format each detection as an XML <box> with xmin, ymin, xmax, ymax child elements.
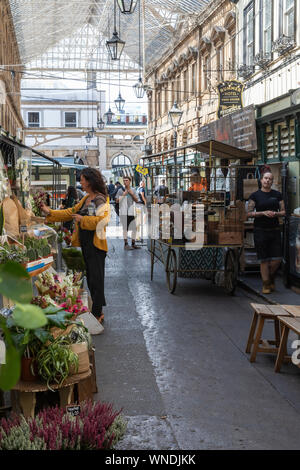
<box><xmin>133</xmin><ymin>77</ymin><xmax>145</xmax><ymax>99</ymax></box>
<box><xmin>89</xmin><ymin>126</ymin><xmax>96</xmax><ymax>137</ymax></box>
<box><xmin>117</xmin><ymin>0</ymin><xmax>138</xmax><ymax>14</ymax></box>
<box><xmin>106</xmin><ymin>31</ymin><xmax>125</xmax><ymax>61</ymax></box>
<box><xmin>104</xmin><ymin>107</ymin><xmax>115</xmax><ymax>123</ymax></box>
<box><xmin>106</xmin><ymin>0</ymin><xmax>125</xmax><ymax>61</ymax></box>
<box><xmin>85</xmin><ymin>131</ymin><xmax>92</xmax><ymax>143</ymax></box>
<box><xmin>97</xmin><ymin>116</ymin><xmax>105</xmax><ymax>130</ymax></box>
<box><xmin>168</xmin><ymin>101</ymin><xmax>183</xmax><ymax>128</ymax></box>
<box><xmin>114</xmin><ymin>92</ymin><xmax>125</xmax><ymax>112</ymax></box>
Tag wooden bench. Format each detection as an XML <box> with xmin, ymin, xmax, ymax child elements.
<box><xmin>274</xmin><ymin>316</ymin><xmax>300</xmax><ymax>373</ymax></box>
<box><xmin>246</xmin><ymin>303</ymin><xmax>291</xmax><ymax>363</ymax></box>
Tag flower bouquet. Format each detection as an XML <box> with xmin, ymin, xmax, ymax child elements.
<box><xmin>30</xmin><ymin>191</ymin><xmax>47</xmax><ymax>222</ymax></box>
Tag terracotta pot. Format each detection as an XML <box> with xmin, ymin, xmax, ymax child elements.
<box><xmin>69</xmin><ymin>342</ymin><xmax>90</xmax><ymax>375</ymax></box>
<box><xmin>21</xmin><ymin>357</ymin><xmax>37</xmax><ymax>382</ymax></box>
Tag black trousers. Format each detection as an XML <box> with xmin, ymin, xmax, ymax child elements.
<box><xmin>79</xmin><ymin>228</ymin><xmax>106</xmax><ymax>318</ymax></box>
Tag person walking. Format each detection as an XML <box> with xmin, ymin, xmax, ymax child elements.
<box><xmin>115</xmin><ymin>176</ymin><xmax>140</xmax><ymax>250</ymax></box>
<box><xmin>41</xmin><ymin>168</ymin><xmax>110</xmax><ymax>323</ymax></box>
<box><xmin>107</xmin><ymin>180</ymin><xmax>115</xmax><ymax>202</ymax></box>
<box><xmin>247</xmin><ymin>169</ymin><xmax>286</xmax><ymax>294</ymax></box>
<box><xmin>137</xmin><ymin>180</ymin><xmax>147</xmax><ymax>241</ymax></box>
<box><xmin>137</xmin><ymin>180</ymin><xmax>147</xmax><ymax>206</ymax></box>
<box><xmin>154</xmin><ymin>179</ymin><xmax>169</xmax><ymax>204</ymax></box>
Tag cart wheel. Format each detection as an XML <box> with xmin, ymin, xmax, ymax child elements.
<box><xmin>224</xmin><ymin>249</ymin><xmax>238</xmax><ymax>295</ymax></box>
<box><xmin>166</xmin><ymin>249</ymin><xmax>177</xmax><ymax>294</ymax></box>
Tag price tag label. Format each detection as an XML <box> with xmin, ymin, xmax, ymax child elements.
<box><xmin>66</xmin><ymin>404</ymin><xmax>81</xmax><ymax>416</ymax></box>
<box><xmin>20</xmin><ymin>225</ymin><xmax>27</xmax><ymax>233</ymax></box>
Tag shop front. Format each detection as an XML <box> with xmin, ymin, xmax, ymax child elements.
<box><xmin>256</xmin><ymin>88</ymin><xmax>300</xmax><ymax>287</ymax></box>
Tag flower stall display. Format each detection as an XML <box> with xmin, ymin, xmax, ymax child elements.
<box><xmin>30</xmin><ymin>190</ymin><xmax>47</xmax><ymax>218</ymax></box>
<box><xmin>15</xmin><ymin>158</ymin><xmax>30</xmax><ymax>208</ymax></box>
<box><xmin>34</xmin><ymin>271</ymin><xmax>88</xmax><ymax>318</ymax></box>
<box><xmin>0</xmin><ymin>151</ymin><xmax>11</xmax><ymax>201</ymax></box>
<box><xmin>0</xmin><ymin>401</ymin><xmax>126</xmax><ymax>450</ymax></box>
<box><xmin>0</xmin><ymin>235</ymin><xmax>55</xmax><ymax>275</ymax></box>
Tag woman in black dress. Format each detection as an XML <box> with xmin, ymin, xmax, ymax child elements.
<box><xmin>247</xmin><ymin>170</ymin><xmax>286</xmax><ymax>294</ymax></box>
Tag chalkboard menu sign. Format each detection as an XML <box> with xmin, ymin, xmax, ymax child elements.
<box><xmin>66</xmin><ymin>404</ymin><xmax>81</xmax><ymax>416</ymax></box>
<box><xmin>217</xmin><ymin>80</ymin><xmax>244</xmax><ymax>118</ymax></box>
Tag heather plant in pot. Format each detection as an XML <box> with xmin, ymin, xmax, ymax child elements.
<box><xmin>0</xmin><ymin>401</ymin><xmax>127</xmax><ymax>450</ymax></box>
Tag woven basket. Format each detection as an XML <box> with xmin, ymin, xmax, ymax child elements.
<box><xmin>69</xmin><ymin>342</ymin><xmax>90</xmax><ymax>375</ymax></box>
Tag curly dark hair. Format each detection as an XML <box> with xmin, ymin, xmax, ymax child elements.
<box><xmin>80</xmin><ymin>168</ymin><xmax>107</xmax><ymax>195</ymax></box>
<box><xmin>67</xmin><ymin>186</ymin><xmax>78</xmax><ymax>199</ymax></box>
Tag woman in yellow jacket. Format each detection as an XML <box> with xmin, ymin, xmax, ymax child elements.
<box><xmin>41</xmin><ymin>168</ymin><xmax>110</xmax><ymax>323</ymax></box>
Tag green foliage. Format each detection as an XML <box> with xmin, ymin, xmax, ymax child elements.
<box><xmin>0</xmin><ymin>261</ymin><xmax>32</xmax><ymax>303</ymax></box>
<box><xmin>62</xmin><ymin>248</ymin><xmax>85</xmax><ymax>272</ymax></box>
<box><xmin>12</xmin><ymin>303</ymin><xmax>48</xmax><ymax>330</ymax></box>
<box><xmin>0</xmin><ymin>244</ymin><xmax>28</xmax><ymax>265</ymax></box>
<box><xmin>0</xmin><ymin>261</ymin><xmax>48</xmax><ymax>390</ymax></box>
<box><xmin>24</xmin><ymin>237</ymin><xmax>51</xmax><ymax>260</ymax></box>
<box><xmin>36</xmin><ymin>338</ymin><xmax>79</xmax><ymax>390</ymax></box>
<box><xmin>0</xmin><ymin>341</ymin><xmax>21</xmax><ymax>391</ymax></box>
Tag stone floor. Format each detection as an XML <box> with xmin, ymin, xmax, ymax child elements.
<box><xmin>91</xmin><ymin>237</ymin><xmax>300</xmax><ymax>450</ymax></box>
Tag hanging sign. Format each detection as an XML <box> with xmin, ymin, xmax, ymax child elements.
<box><xmin>217</xmin><ymin>80</ymin><xmax>244</xmax><ymax>119</ymax></box>
<box><xmin>135</xmin><ymin>164</ymin><xmax>148</xmax><ymax>176</ymax></box>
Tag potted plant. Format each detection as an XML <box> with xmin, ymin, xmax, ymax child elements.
<box><xmin>0</xmin><ymin>401</ymin><xmax>127</xmax><ymax>450</ymax></box>
<box><xmin>36</xmin><ymin>337</ymin><xmax>79</xmax><ymax>391</ymax></box>
<box><xmin>62</xmin><ymin>247</ymin><xmax>86</xmax><ymax>272</ymax></box>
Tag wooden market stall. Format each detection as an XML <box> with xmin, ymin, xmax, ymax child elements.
<box><xmin>142</xmin><ymin>140</ymin><xmax>272</xmax><ymax>294</ymax></box>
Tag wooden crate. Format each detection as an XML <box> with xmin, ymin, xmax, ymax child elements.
<box><xmin>217</xmin><ymin>231</ymin><xmax>243</xmax><ymax>245</ymax></box>
<box><xmin>218</xmin><ymin>223</ymin><xmax>243</xmax><ymax>232</ymax></box>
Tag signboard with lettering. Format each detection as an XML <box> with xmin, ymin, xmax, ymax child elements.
<box><xmin>66</xmin><ymin>404</ymin><xmax>81</xmax><ymax>416</ymax></box>
<box><xmin>135</xmin><ymin>164</ymin><xmax>148</xmax><ymax>176</ymax></box>
<box><xmin>199</xmin><ymin>105</ymin><xmax>257</xmax><ymax>151</ymax></box>
<box><xmin>217</xmin><ymin>80</ymin><xmax>244</xmax><ymax>119</ymax></box>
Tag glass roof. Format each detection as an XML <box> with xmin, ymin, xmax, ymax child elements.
<box><xmin>9</xmin><ymin>0</ymin><xmax>211</xmax><ymax>76</ymax></box>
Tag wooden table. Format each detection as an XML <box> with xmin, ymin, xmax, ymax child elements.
<box><xmin>11</xmin><ymin>370</ymin><xmax>91</xmax><ymax>418</ymax></box>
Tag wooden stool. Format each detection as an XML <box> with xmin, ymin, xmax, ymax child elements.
<box><xmin>11</xmin><ymin>370</ymin><xmax>91</xmax><ymax>418</ymax></box>
<box><xmin>274</xmin><ymin>316</ymin><xmax>300</xmax><ymax>373</ymax></box>
<box><xmin>246</xmin><ymin>304</ymin><xmax>291</xmax><ymax>363</ymax></box>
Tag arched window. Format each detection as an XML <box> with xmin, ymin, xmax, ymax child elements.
<box><xmin>111</xmin><ymin>154</ymin><xmax>132</xmax><ymax>167</ymax></box>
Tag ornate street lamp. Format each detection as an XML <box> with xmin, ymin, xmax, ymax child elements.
<box><xmin>117</xmin><ymin>0</ymin><xmax>138</xmax><ymax>14</ymax></box>
<box><xmin>85</xmin><ymin>131</ymin><xmax>92</xmax><ymax>143</ymax></box>
<box><xmin>168</xmin><ymin>101</ymin><xmax>183</xmax><ymax>192</ymax></box>
<box><xmin>133</xmin><ymin>0</ymin><xmax>145</xmax><ymax>98</ymax></box>
<box><xmin>133</xmin><ymin>77</ymin><xmax>145</xmax><ymax>99</ymax></box>
<box><xmin>114</xmin><ymin>92</ymin><xmax>125</xmax><ymax>112</ymax></box>
<box><xmin>97</xmin><ymin>116</ymin><xmax>105</xmax><ymax>130</ymax></box>
<box><xmin>168</xmin><ymin>101</ymin><xmax>183</xmax><ymax>129</ymax></box>
<box><xmin>104</xmin><ymin>107</ymin><xmax>114</xmax><ymax>124</ymax></box>
<box><xmin>106</xmin><ymin>0</ymin><xmax>125</xmax><ymax>60</ymax></box>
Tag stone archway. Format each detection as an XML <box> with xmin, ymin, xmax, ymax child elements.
<box><xmin>110</xmin><ymin>153</ymin><xmax>132</xmax><ymax>168</ymax></box>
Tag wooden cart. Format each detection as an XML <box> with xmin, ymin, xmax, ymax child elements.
<box><xmin>150</xmin><ymin>239</ymin><xmax>241</xmax><ymax>294</ymax></box>
<box><xmin>144</xmin><ymin>140</ymin><xmax>257</xmax><ymax>295</ymax></box>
